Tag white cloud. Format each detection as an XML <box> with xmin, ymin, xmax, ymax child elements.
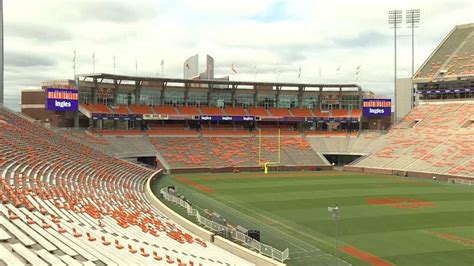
<box><xmin>3</xmin><ymin>0</ymin><xmax>473</xmax><ymax>110</ymax></box>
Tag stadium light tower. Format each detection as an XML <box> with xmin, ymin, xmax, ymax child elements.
<box><xmin>388</xmin><ymin>10</ymin><xmax>402</xmax><ymax>122</ymax></box>
<box><xmin>0</xmin><ymin>0</ymin><xmax>3</xmax><ymax>106</ymax></box>
<box><xmin>407</xmin><ymin>9</ymin><xmax>420</xmax><ymax>108</ymax></box>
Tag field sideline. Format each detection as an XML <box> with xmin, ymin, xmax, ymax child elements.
<box><xmin>152</xmin><ymin>171</ymin><xmax>474</xmax><ymax>266</ymax></box>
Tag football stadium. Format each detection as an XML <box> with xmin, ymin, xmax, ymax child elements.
<box><xmin>1</xmin><ymin>1</ymin><xmax>474</xmax><ymax>266</ymax></box>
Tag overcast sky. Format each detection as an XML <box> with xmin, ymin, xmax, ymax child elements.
<box><xmin>3</xmin><ymin>0</ymin><xmax>473</xmax><ymax>110</ymax></box>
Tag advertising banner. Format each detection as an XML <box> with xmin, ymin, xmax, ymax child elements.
<box><xmin>92</xmin><ymin>113</ymin><xmax>143</xmax><ymax>121</ymax></box>
<box><xmin>143</xmin><ymin>114</ymin><xmax>169</xmax><ymax>120</ymax></box>
<box><xmin>199</xmin><ymin>115</ymin><xmax>255</xmax><ymax>122</ymax></box>
<box><xmin>416</xmin><ymin>88</ymin><xmax>473</xmax><ymax>94</ymax></box>
<box><xmin>46</xmin><ymin>88</ymin><xmax>79</xmax><ymax>111</ymax></box>
<box><xmin>362</xmin><ymin>99</ymin><xmax>391</xmax><ymax>117</ymax></box>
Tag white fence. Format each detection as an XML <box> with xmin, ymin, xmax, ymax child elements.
<box><xmin>448</xmin><ymin>178</ymin><xmax>474</xmax><ymax>185</ymax></box>
<box><xmin>160</xmin><ymin>188</ymin><xmax>290</xmax><ymax>262</ymax></box>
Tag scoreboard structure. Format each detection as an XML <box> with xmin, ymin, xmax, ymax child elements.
<box><xmin>46</xmin><ymin>87</ymin><xmax>79</xmax><ymax>111</ymax></box>
<box><xmin>362</xmin><ymin>99</ymin><xmax>392</xmax><ymax>117</ymax></box>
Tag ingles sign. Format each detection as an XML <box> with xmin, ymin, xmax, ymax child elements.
<box><xmin>46</xmin><ymin>88</ymin><xmax>79</xmax><ymax>111</ymax></box>
<box><xmin>198</xmin><ymin>115</ymin><xmax>255</xmax><ymax>122</ymax></box>
<box><xmin>362</xmin><ymin>99</ymin><xmax>391</xmax><ymax>117</ymax></box>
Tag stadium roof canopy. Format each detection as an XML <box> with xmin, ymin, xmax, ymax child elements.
<box><xmin>414</xmin><ymin>23</ymin><xmax>474</xmax><ymax>83</ymax></box>
<box><xmin>76</xmin><ymin>73</ymin><xmax>361</xmax><ymax>91</ymax></box>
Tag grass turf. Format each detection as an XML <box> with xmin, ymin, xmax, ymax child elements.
<box><xmin>151</xmin><ymin>171</ymin><xmax>474</xmax><ymax>266</ymax></box>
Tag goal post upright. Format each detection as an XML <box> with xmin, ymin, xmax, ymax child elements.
<box><xmin>278</xmin><ymin>128</ymin><xmax>281</xmax><ymax>164</ymax></box>
<box><xmin>258</xmin><ymin>128</ymin><xmax>281</xmax><ymax>174</ymax></box>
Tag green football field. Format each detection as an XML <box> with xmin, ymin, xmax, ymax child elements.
<box><xmin>152</xmin><ymin>171</ymin><xmax>474</xmax><ymax>266</ymax></box>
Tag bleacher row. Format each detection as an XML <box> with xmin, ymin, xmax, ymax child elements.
<box><xmin>416</xmin><ymin>24</ymin><xmax>474</xmax><ymax>79</ymax></box>
<box><xmin>355</xmin><ymin>102</ymin><xmax>474</xmax><ymax>177</ymax></box>
<box><xmin>80</xmin><ymin>103</ymin><xmax>361</xmax><ymax>118</ymax></box>
<box><xmin>0</xmin><ymin>107</ymin><xmax>252</xmax><ymax>265</ymax></box>
<box><xmin>149</xmin><ymin>136</ymin><xmax>327</xmax><ymax>169</ymax></box>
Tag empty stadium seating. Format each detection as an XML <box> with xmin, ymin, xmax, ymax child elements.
<box><xmin>200</xmin><ymin>107</ymin><xmax>224</xmax><ymax>116</ymax></box>
<box><xmin>223</xmin><ymin>107</ymin><xmax>248</xmax><ymax>116</ymax></box>
<box><xmin>177</xmin><ymin>106</ymin><xmax>200</xmax><ymax>116</ymax></box>
<box><xmin>355</xmin><ymin>102</ymin><xmax>474</xmax><ymax>177</ymax></box>
<box><xmin>416</xmin><ymin>24</ymin><xmax>474</xmax><ymax>79</ymax></box>
<box><xmin>129</xmin><ymin>105</ymin><xmax>154</xmax><ymax>114</ymax></box>
<box><xmin>150</xmin><ymin>136</ymin><xmax>326</xmax><ymax>169</ymax></box>
<box><xmin>291</xmin><ymin>108</ymin><xmax>312</xmax><ymax>117</ymax></box>
<box><xmin>248</xmin><ymin>107</ymin><xmax>270</xmax><ymax>117</ymax></box>
<box><xmin>0</xmin><ymin>107</ymin><xmax>252</xmax><ymax>265</ymax></box>
<box><xmin>110</xmin><ymin>105</ymin><xmax>130</xmax><ymax>114</ymax></box>
<box><xmin>80</xmin><ymin>104</ymin><xmax>112</xmax><ymax>114</ymax></box>
<box><xmin>268</xmin><ymin>108</ymin><xmax>291</xmax><ymax>117</ymax></box>
<box><xmin>154</xmin><ymin>106</ymin><xmax>178</xmax><ymax>115</ymax></box>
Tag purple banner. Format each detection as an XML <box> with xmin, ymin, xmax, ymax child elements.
<box><xmin>46</xmin><ymin>88</ymin><xmax>78</xmax><ymax>111</ymax></box>
<box><xmin>362</xmin><ymin>99</ymin><xmax>391</xmax><ymax>117</ymax></box>
<box><xmin>417</xmin><ymin>88</ymin><xmax>473</xmax><ymax>94</ymax></box>
<box><xmin>199</xmin><ymin>115</ymin><xmax>255</xmax><ymax>122</ymax></box>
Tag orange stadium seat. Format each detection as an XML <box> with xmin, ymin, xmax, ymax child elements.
<box><xmin>110</xmin><ymin>105</ymin><xmax>130</xmax><ymax>114</ymax></box>
<box><xmin>0</xmin><ymin>106</ymin><xmax>250</xmax><ymax>265</ymax></box>
<box><xmin>223</xmin><ymin>107</ymin><xmax>248</xmax><ymax>116</ymax></box>
<box><xmin>80</xmin><ymin>103</ymin><xmax>112</xmax><ymax>114</ymax></box>
<box><xmin>200</xmin><ymin>107</ymin><xmax>224</xmax><ymax>115</ymax></box>
<box><xmin>177</xmin><ymin>106</ymin><xmax>201</xmax><ymax>116</ymax></box>
<box><xmin>269</xmin><ymin>108</ymin><xmax>291</xmax><ymax>116</ymax></box>
<box><xmin>291</xmin><ymin>108</ymin><xmax>313</xmax><ymax>117</ymax></box>
<box><xmin>129</xmin><ymin>105</ymin><xmax>154</xmax><ymax>114</ymax></box>
<box><xmin>154</xmin><ymin>106</ymin><xmax>178</xmax><ymax>115</ymax></box>
<box><xmin>248</xmin><ymin>107</ymin><xmax>270</xmax><ymax>117</ymax></box>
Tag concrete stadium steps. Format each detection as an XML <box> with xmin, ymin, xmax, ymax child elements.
<box><xmin>0</xmin><ymin>107</ymin><xmax>253</xmax><ymax>265</ymax></box>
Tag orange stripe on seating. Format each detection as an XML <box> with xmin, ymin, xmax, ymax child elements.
<box><xmin>340</xmin><ymin>246</ymin><xmax>393</xmax><ymax>266</ymax></box>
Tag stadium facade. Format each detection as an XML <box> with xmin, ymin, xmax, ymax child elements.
<box><xmin>21</xmin><ymin>73</ymin><xmax>391</xmax><ymax>131</ymax></box>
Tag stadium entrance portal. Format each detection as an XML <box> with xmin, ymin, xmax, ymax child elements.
<box><xmin>323</xmin><ymin>154</ymin><xmax>362</xmax><ymax>166</ymax></box>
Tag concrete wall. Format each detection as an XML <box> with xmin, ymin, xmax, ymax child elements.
<box><xmin>343</xmin><ymin>165</ymin><xmax>472</xmax><ymax>181</ymax></box>
<box><xmin>170</xmin><ymin>165</ymin><xmax>332</xmax><ymax>174</ymax></box>
<box><xmin>396</xmin><ymin>78</ymin><xmax>414</xmax><ymax>122</ymax></box>
<box><xmin>145</xmin><ymin>170</ymin><xmax>287</xmax><ymax>266</ymax></box>
<box><xmin>213</xmin><ymin>236</ymin><xmax>285</xmax><ymax>266</ymax></box>
<box><xmin>145</xmin><ymin>170</ymin><xmax>215</xmax><ymax>242</ymax></box>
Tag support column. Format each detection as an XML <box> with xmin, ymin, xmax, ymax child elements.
<box><xmin>318</xmin><ymin>86</ymin><xmax>323</xmax><ymax>109</ymax></box>
<box><xmin>135</xmin><ymin>80</ymin><xmax>141</xmax><ymax>105</ymax></box>
<box><xmin>113</xmin><ymin>79</ymin><xmax>119</xmax><ymax>105</ymax></box>
<box><xmin>297</xmin><ymin>86</ymin><xmax>304</xmax><ymax>108</ymax></box>
<box><xmin>231</xmin><ymin>84</ymin><xmax>238</xmax><ymax>107</ymax></box>
<box><xmin>74</xmin><ymin>112</ymin><xmax>79</xmax><ymax>128</ymax></box>
<box><xmin>160</xmin><ymin>82</ymin><xmax>167</xmax><ymax>106</ymax></box>
<box><xmin>275</xmin><ymin>85</ymin><xmax>282</xmax><ymax>108</ymax></box>
<box><xmin>184</xmin><ymin>83</ymin><xmax>190</xmax><ymax>106</ymax></box>
<box><xmin>93</xmin><ymin>78</ymin><xmax>98</xmax><ymax>104</ymax></box>
<box><xmin>207</xmin><ymin>84</ymin><xmax>214</xmax><ymax>107</ymax></box>
<box><xmin>338</xmin><ymin>86</ymin><xmax>342</xmax><ymax>109</ymax></box>
<box><xmin>253</xmin><ymin>85</ymin><xmax>258</xmax><ymax>107</ymax></box>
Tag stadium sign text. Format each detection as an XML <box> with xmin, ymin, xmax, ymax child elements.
<box><xmin>46</xmin><ymin>88</ymin><xmax>79</xmax><ymax>111</ymax></box>
<box><xmin>362</xmin><ymin>99</ymin><xmax>391</xmax><ymax>117</ymax></box>
<box><xmin>198</xmin><ymin>115</ymin><xmax>255</xmax><ymax>122</ymax></box>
